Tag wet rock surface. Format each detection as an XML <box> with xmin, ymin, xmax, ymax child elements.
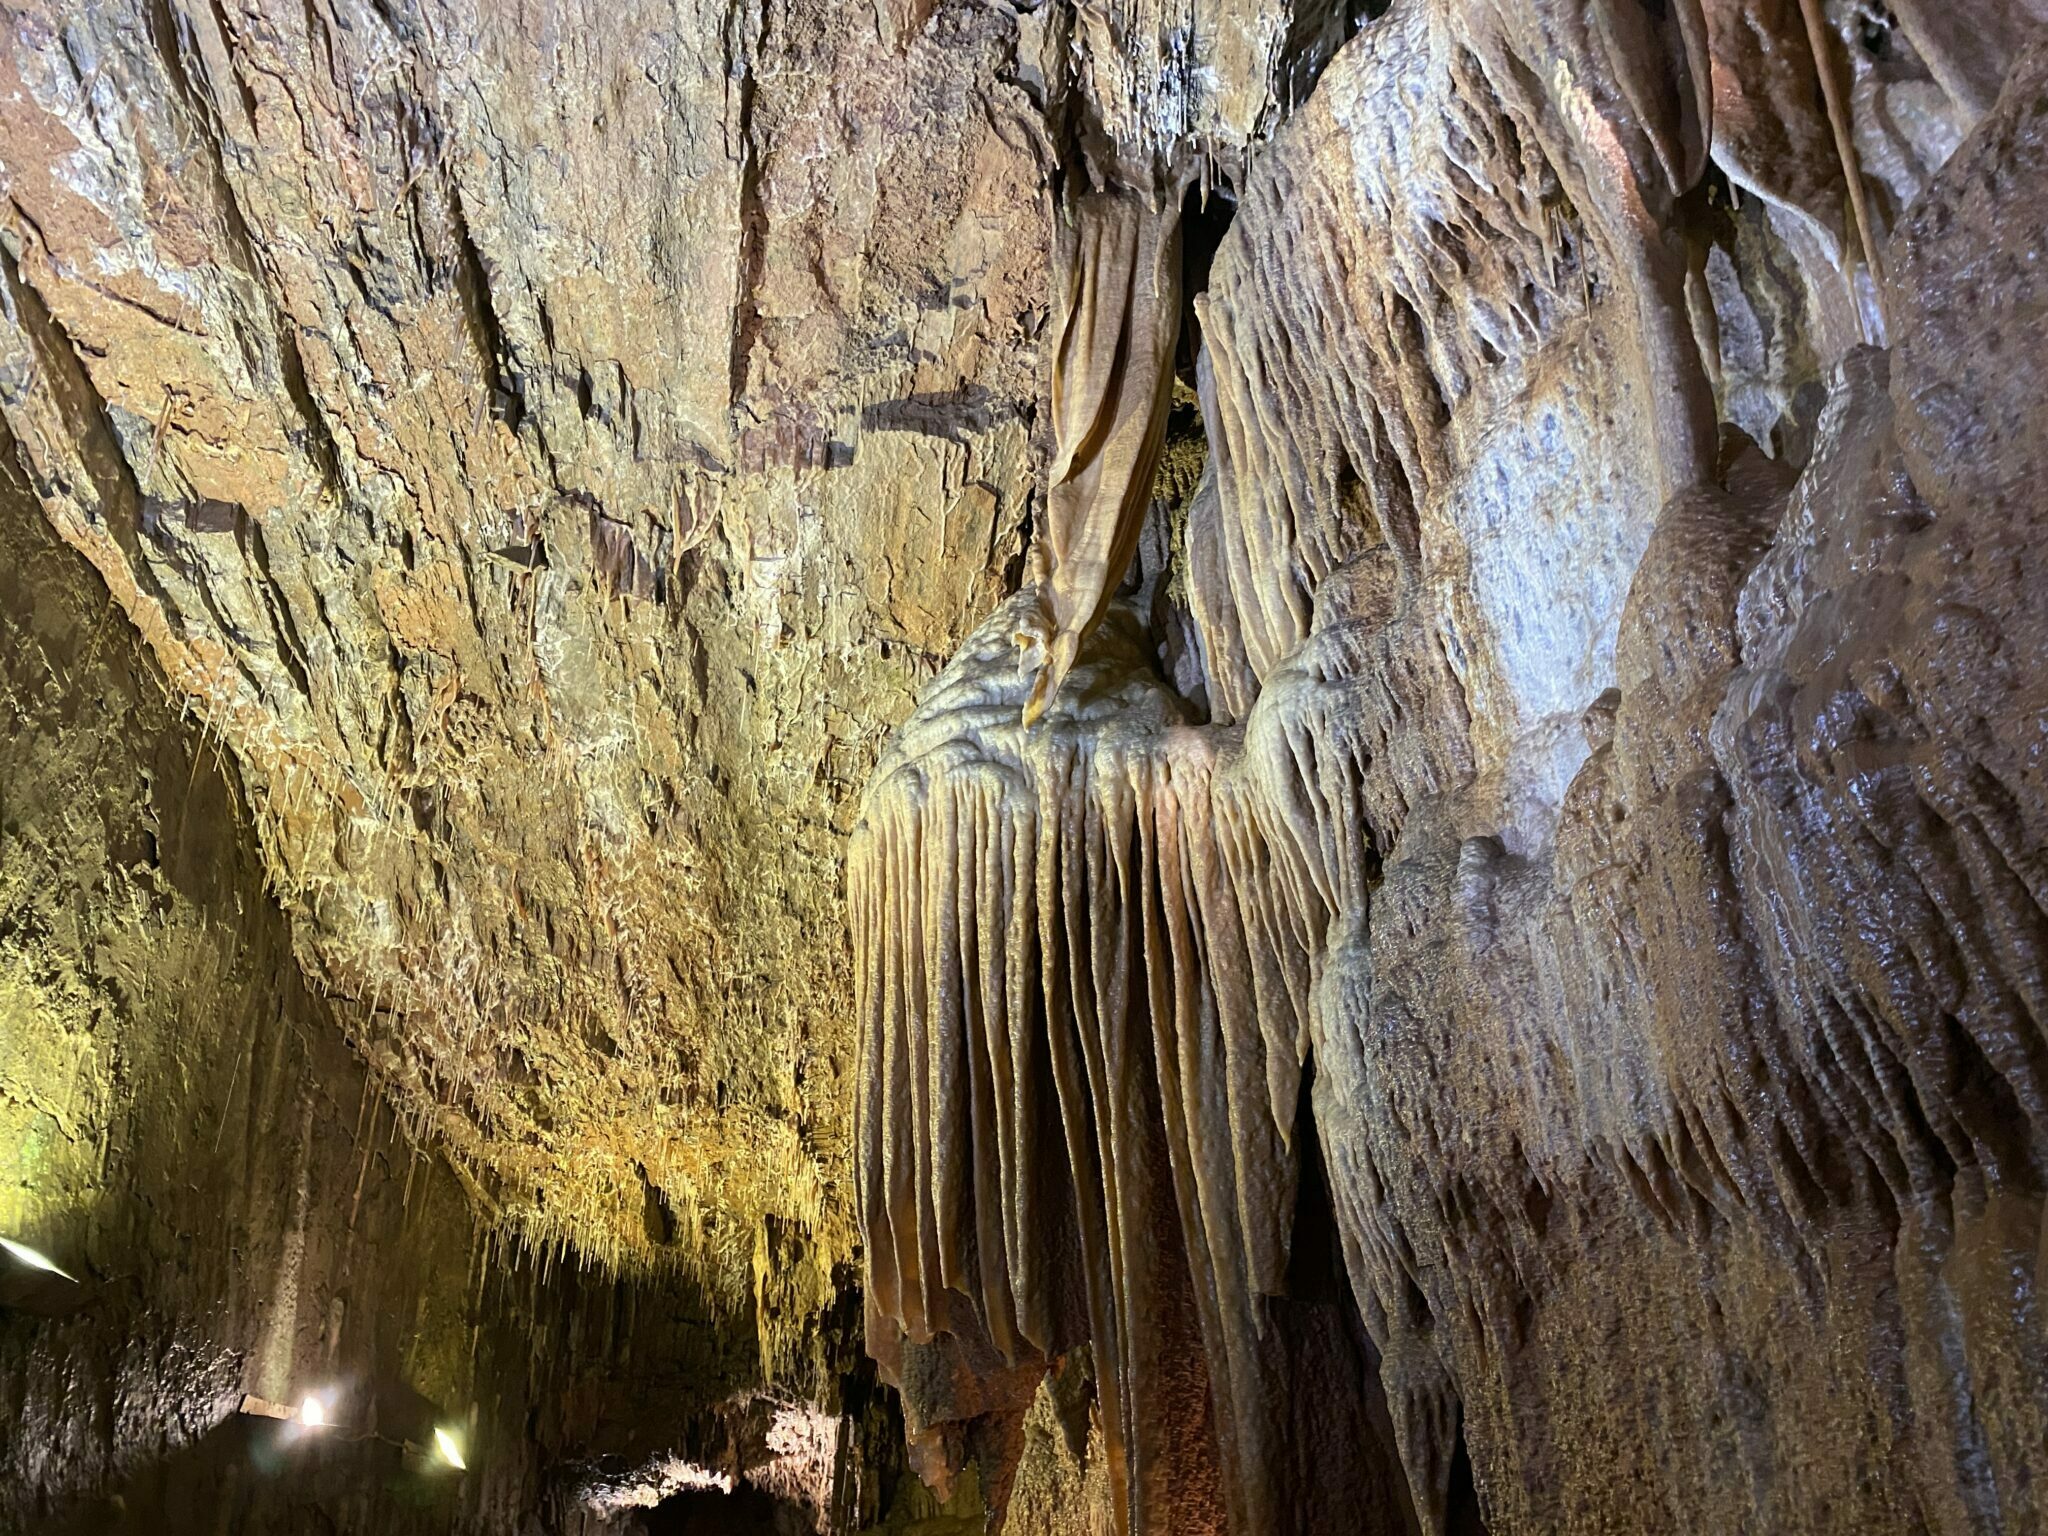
<box><xmin>3</xmin><ymin>0</ymin><xmax>2048</xmax><ymax>1531</ymax></box>
<box><xmin>853</xmin><ymin>11</ymin><xmax>2048</xmax><ymax>1536</ymax></box>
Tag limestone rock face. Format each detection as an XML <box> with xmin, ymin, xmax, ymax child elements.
<box><xmin>0</xmin><ymin>466</ymin><xmax>808</xmax><ymax>1534</ymax></box>
<box><xmin>0</xmin><ymin>0</ymin><xmax>1068</xmax><ymax>1307</ymax></box>
<box><xmin>6</xmin><ymin>0</ymin><xmax>2048</xmax><ymax>1530</ymax></box>
<box><xmin>852</xmin><ymin>8</ymin><xmax>2048</xmax><ymax>1536</ymax></box>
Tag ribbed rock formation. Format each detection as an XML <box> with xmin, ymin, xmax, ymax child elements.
<box><xmin>851</xmin><ymin>7</ymin><xmax>2048</xmax><ymax>1535</ymax></box>
<box><xmin>5</xmin><ymin>0</ymin><xmax>2048</xmax><ymax>1529</ymax></box>
<box><xmin>1016</xmin><ymin>190</ymin><xmax>1183</xmax><ymax>726</ymax></box>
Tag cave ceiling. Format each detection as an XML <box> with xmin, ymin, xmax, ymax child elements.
<box><xmin>6</xmin><ymin>0</ymin><xmax>2048</xmax><ymax>1530</ymax></box>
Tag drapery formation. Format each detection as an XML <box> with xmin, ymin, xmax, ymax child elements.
<box><xmin>854</xmin><ymin>584</ymin><xmax>1445</xmax><ymax>1534</ymax></box>
<box><xmin>857</xmin><ymin>4</ymin><xmax>2048</xmax><ymax>1534</ymax></box>
<box><xmin>1016</xmin><ymin>191</ymin><xmax>1183</xmax><ymax>727</ymax></box>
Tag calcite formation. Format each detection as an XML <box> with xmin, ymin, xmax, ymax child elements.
<box><xmin>1017</xmin><ymin>189</ymin><xmax>1181</xmax><ymax>727</ymax></box>
<box><xmin>852</xmin><ymin>4</ymin><xmax>2048</xmax><ymax>1535</ymax></box>
<box><xmin>4</xmin><ymin>0</ymin><xmax>2048</xmax><ymax>1529</ymax></box>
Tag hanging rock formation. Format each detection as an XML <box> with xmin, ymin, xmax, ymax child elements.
<box><xmin>4</xmin><ymin>0</ymin><xmax>2048</xmax><ymax>1529</ymax></box>
<box><xmin>853</xmin><ymin>4</ymin><xmax>2048</xmax><ymax>1534</ymax></box>
<box><xmin>1017</xmin><ymin>190</ymin><xmax>1182</xmax><ymax>727</ymax></box>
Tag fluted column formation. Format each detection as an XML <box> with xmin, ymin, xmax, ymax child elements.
<box><xmin>854</xmin><ymin>6</ymin><xmax>2048</xmax><ymax>1536</ymax></box>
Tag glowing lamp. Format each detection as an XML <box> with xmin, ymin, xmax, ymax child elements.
<box><xmin>237</xmin><ymin>1391</ymin><xmax>338</xmax><ymax>1429</ymax></box>
<box><xmin>434</xmin><ymin>1426</ymin><xmax>467</xmax><ymax>1470</ymax></box>
<box><xmin>0</xmin><ymin>1236</ymin><xmax>76</xmax><ymax>1282</ymax></box>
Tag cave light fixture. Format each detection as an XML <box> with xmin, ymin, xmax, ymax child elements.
<box><xmin>434</xmin><ymin>1425</ymin><xmax>468</xmax><ymax>1471</ymax></box>
<box><xmin>236</xmin><ymin>1389</ymin><xmax>340</xmax><ymax>1431</ymax></box>
<box><xmin>0</xmin><ymin>1235</ymin><xmax>76</xmax><ymax>1282</ymax></box>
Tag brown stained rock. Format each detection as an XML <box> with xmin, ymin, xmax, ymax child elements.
<box><xmin>1704</xmin><ymin>0</ymin><xmax>1844</xmax><ymax>242</ymax></box>
<box><xmin>8</xmin><ymin>0</ymin><xmax>2048</xmax><ymax>1529</ymax></box>
<box><xmin>0</xmin><ymin>0</ymin><xmax>1057</xmax><ymax>1325</ymax></box>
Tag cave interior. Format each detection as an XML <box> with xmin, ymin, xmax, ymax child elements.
<box><xmin>4</xmin><ymin>0</ymin><xmax>2048</xmax><ymax>1531</ymax></box>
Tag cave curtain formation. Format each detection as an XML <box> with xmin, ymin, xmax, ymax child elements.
<box><xmin>854</xmin><ymin>3</ymin><xmax>2048</xmax><ymax>1535</ymax></box>
<box><xmin>1016</xmin><ymin>187</ymin><xmax>1183</xmax><ymax>728</ymax></box>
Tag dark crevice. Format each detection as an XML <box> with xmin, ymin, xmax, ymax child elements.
<box><xmin>1387</xmin><ymin>288</ymin><xmax>1451</xmax><ymax>432</ymax></box>
<box><xmin>197</xmin><ymin>0</ymin><xmax>262</xmax><ymax>134</ymax></box>
<box><xmin>1275</xmin><ymin>1061</ymin><xmax>1434</xmax><ymax>1536</ymax></box>
<box><xmin>726</xmin><ymin>5</ymin><xmax>765</xmax><ymax>413</ymax></box>
<box><xmin>1445</xmin><ymin>1405</ymin><xmax>1489</xmax><ymax>1536</ymax></box>
<box><xmin>645</xmin><ymin>1480</ymin><xmax>812</xmax><ymax>1534</ymax></box>
<box><xmin>1177</xmin><ymin>179</ymin><xmax>1238</xmax><ymax>387</ymax></box>
<box><xmin>1286</xmin><ymin>1056</ymin><xmax>1344</xmax><ymax>1306</ymax></box>
<box><xmin>1273</xmin><ymin>0</ymin><xmax>1389</xmax><ymax>117</ymax></box>
<box><xmin>446</xmin><ymin>183</ymin><xmax>522</xmax><ymax>431</ymax></box>
<box><xmin>245</xmin><ymin>518</ymin><xmax>318</xmax><ymax>701</ymax></box>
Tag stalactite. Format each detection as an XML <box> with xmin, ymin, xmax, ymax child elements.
<box><xmin>1018</xmin><ymin>191</ymin><xmax>1185</xmax><ymax>726</ymax></box>
<box><xmin>857</xmin><ymin>8</ymin><xmax>2048</xmax><ymax>1536</ymax></box>
<box><xmin>855</xmin><ymin>576</ymin><xmax>1453</xmax><ymax>1531</ymax></box>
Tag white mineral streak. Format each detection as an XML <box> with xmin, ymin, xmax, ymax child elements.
<box><xmin>582</xmin><ymin>1456</ymin><xmax>736</xmax><ymax>1513</ymax></box>
<box><xmin>1192</xmin><ymin>0</ymin><xmax>1674</xmax><ymax>831</ymax></box>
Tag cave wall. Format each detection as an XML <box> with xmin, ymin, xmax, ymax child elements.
<box><xmin>0</xmin><ymin>443</ymin><xmax>837</xmax><ymax>1531</ymax></box>
<box><xmin>0</xmin><ymin>0</ymin><xmax>1367</xmax><ymax>1338</ymax></box>
<box><xmin>851</xmin><ymin>6</ymin><xmax>2048</xmax><ymax>1536</ymax></box>
<box><xmin>0</xmin><ymin>0</ymin><xmax>1344</xmax><ymax>1521</ymax></box>
<box><xmin>0</xmin><ymin>0</ymin><xmax>1059</xmax><ymax>1315</ymax></box>
<box><xmin>6</xmin><ymin>0</ymin><xmax>2048</xmax><ymax>1530</ymax></box>
<box><xmin>0</xmin><ymin>0</ymin><xmax>1353</xmax><ymax>1518</ymax></box>
<box><xmin>0</xmin><ymin>442</ymin><xmax>522</xmax><ymax>1528</ymax></box>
